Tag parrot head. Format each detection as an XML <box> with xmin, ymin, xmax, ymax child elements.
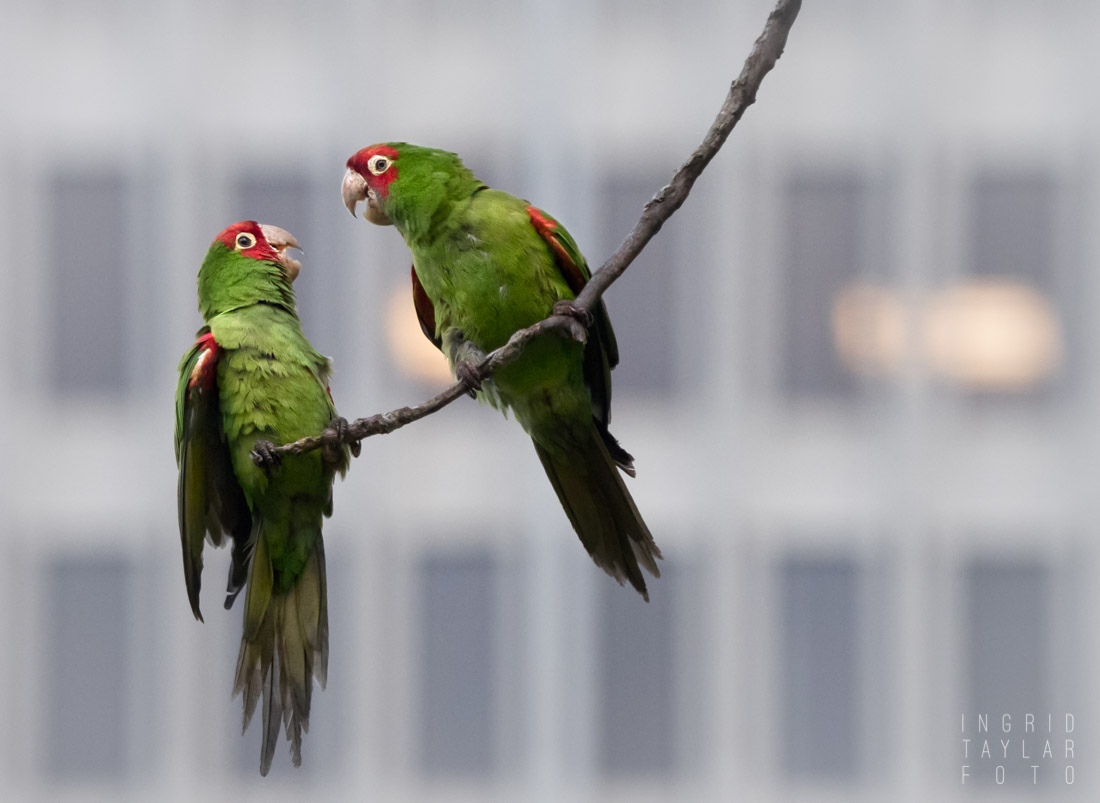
<box><xmin>197</xmin><ymin>221</ymin><xmax>303</xmax><ymax>320</ymax></box>
<box><xmin>213</xmin><ymin>220</ymin><xmax>303</xmax><ymax>281</ymax></box>
<box><xmin>342</xmin><ymin>144</ymin><xmax>400</xmax><ymax>226</ymax></box>
<box><xmin>342</xmin><ymin>143</ymin><xmax>480</xmax><ymax>232</ymax></box>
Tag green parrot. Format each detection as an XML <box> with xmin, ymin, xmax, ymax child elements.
<box><xmin>342</xmin><ymin>144</ymin><xmax>661</xmax><ymax>599</ymax></box>
<box><xmin>174</xmin><ymin>221</ymin><xmax>354</xmax><ymax>775</ymax></box>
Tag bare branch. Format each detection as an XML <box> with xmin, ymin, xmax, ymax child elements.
<box><xmin>262</xmin><ymin>0</ymin><xmax>801</xmax><ymax>463</ymax></box>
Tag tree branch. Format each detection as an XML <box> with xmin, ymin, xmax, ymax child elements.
<box><xmin>263</xmin><ymin>0</ymin><xmax>801</xmax><ymax>463</ymax></box>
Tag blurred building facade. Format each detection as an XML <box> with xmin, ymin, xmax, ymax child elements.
<box><xmin>1</xmin><ymin>0</ymin><xmax>1097</xmax><ymax>800</ymax></box>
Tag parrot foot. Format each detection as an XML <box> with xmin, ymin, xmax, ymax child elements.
<box><xmin>445</xmin><ymin>329</ymin><xmax>487</xmax><ymax>397</ymax></box>
<box><xmin>322</xmin><ymin>416</ymin><xmax>360</xmax><ymax>465</ymax></box>
<box><xmin>455</xmin><ymin>359</ymin><xmax>483</xmax><ymax>395</ymax></box>
<box><xmin>250</xmin><ymin>440</ymin><xmax>283</xmax><ymax>475</ymax></box>
<box><xmin>552</xmin><ymin>299</ymin><xmax>592</xmax><ymax>343</ymax></box>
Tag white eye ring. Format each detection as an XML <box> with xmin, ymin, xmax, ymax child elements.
<box><xmin>235</xmin><ymin>232</ymin><xmax>256</xmax><ymax>249</ymax></box>
<box><xmin>367</xmin><ymin>154</ymin><xmax>391</xmax><ymax>176</ymax></box>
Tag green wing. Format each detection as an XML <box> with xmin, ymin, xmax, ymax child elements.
<box><xmin>525</xmin><ymin>205</ymin><xmax>633</xmax><ymax>470</ymax></box>
<box><xmin>175</xmin><ymin>328</ymin><xmax>252</xmax><ymax>620</ymax></box>
<box><xmin>525</xmin><ymin>203</ymin><xmax>620</xmax><ymax>360</ymax></box>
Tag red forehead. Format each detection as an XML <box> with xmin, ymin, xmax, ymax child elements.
<box><xmin>213</xmin><ymin>221</ymin><xmax>277</xmax><ymax>262</ymax></box>
<box><xmin>346</xmin><ymin>143</ymin><xmax>399</xmax><ymax>173</ymax></box>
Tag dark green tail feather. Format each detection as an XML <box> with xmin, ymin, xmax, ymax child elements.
<box><xmin>534</xmin><ymin>425</ymin><xmax>661</xmax><ymax>600</ymax></box>
<box><xmin>232</xmin><ymin>518</ymin><xmax>329</xmax><ymax>775</ymax></box>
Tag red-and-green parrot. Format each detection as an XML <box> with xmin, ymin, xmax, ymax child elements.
<box><xmin>174</xmin><ymin>221</ymin><xmax>354</xmax><ymax>775</ymax></box>
<box><xmin>342</xmin><ymin>144</ymin><xmax>661</xmax><ymax>599</ymax></box>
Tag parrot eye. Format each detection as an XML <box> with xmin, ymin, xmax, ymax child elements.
<box><xmin>235</xmin><ymin>233</ymin><xmax>257</xmax><ymax>249</ymax></box>
<box><xmin>367</xmin><ymin>154</ymin><xmax>391</xmax><ymax>176</ymax></box>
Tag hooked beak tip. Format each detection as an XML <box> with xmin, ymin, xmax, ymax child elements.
<box><xmin>257</xmin><ymin>223</ymin><xmax>300</xmax><ymax>252</ymax></box>
<box><xmin>256</xmin><ymin>223</ymin><xmax>303</xmax><ymax>281</ymax></box>
<box><xmin>342</xmin><ymin>167</ymin><xmax>367</xmax><ymax>218</ymax></box>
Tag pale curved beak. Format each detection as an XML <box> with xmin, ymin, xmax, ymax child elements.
<box><xmin>342</xmin><ymin>168</ymin><xmax>367</xmax><ymax>217</ymax></box>
<box><xmin>342</xmin><ymin>167</ymin><xmax>392</xmax><ymax>225</ymax></box>
<box><xmin>258</xmin><ymin>223</ymin><xmax>302</xmax><ymax>282</ymax></box>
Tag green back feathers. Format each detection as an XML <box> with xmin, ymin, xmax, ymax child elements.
<box><xmin>197</xmin><ymin>241</ymin><xmax>297</xmax><ymax>321</ymax></box>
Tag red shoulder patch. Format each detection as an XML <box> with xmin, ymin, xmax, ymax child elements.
<box><xmin>188</xmin><ymin>332</ymin><xmax>220</xmax><ymax>390</ymax></box>
<box><xmin>526</xmin><ymin>205</ymin><xmax>586</xmax><ymax>296</ymax></box>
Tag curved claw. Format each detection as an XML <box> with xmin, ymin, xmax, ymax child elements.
<box><xmin>251</xmin><ymin>440</ymin><xmax>283</xmax><ymax>475</ymax></box>
<box><xmin>552</xmin><ymin>299</ymin><xmax>592</xmax><ymax>342</ymax></box>
<box><xmin>321</xmin><ymin>416</ymin><xmax>358</xmax><ymax>465</ymax></box>
<box><xmin>455</xmin><ymin>359</ymin><xmax>483</xmax><ymax>396</ymax></box>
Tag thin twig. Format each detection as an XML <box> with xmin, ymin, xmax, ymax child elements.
<box><xmin>263</xmin><ymin>0</ymin><xmax>801</xmax><ymax>462</ymax></box>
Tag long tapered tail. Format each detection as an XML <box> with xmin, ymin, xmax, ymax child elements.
<box><xmin>534</xmin><ymin>424</ymin><xmax>662</xmax><ymax>600</ymax></box>
<box><xmin>231</xmin><ymin>520</ymin><xmax>328</xmax><ymax>776</ymax></box>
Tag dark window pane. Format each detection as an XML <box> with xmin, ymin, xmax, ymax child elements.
<box><xmin>49</xmin><ymin>172</ymin><xmax>129</xmax><ymax>395</ymax></box>
<box><xmin>598</xmin><ymin>174</ymin><xmax>677</xmax><ymax>397</ymax></box>
<box><xmin>235</xmin><ymin>172</ymin><xmax>312</xmax><ymax>244</ymax></box>
<box><xmin>963</xmin><ymin>556</ymin><xmax>1047</xmax><ymax>730</ymax></box>
<box><xmin>417</xmin><ymin>549</ymin><xmax>497</xmax><ymax>776</ymax></box>
<box><xmin>781</xmin><ymin>172</ymin><xmax>866</xmax><ymax>399</ymax></box>
<box><xmin>46</xmin><ymin>554</ymin><xmax>132</xmax><ymax>777</ymax></box>
<box><xmin>971</xmin><ymin>172</ymin><xmax>1056</xmax><ymax>289</ymax></box>
<box><xmin>235</xmin><ymin>170</ymin><xmax>344</xmax><ymax>356</ymax></box>
<box><xmin>962</xmin><ymin>172</ymin><xmax>1063</xmax><ymax>399</ymax></box>
<box><xmin>597</xmin><ymin>565</ymin><xmax>679</xmax><ymax>775</ymax></box>
<box><xmin>780</xmin><ymin>556</ymin><xmax>860</xmax><ymax>778</ymax></box>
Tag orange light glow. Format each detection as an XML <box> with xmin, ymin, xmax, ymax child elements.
<box><xmin>923</xmin><ymin>280</ymin><xmax>1061</xmax><ymax>390</ymax></box>
<box><xmin>385</xmin><ymin>284</ymin><xmax>453</xmax><ymax>384</ymax></box>
<box><xmin>832</xmin><ymin>283</ymin><xmax>910</xmax><ymax>376</ymax></box>
<box><xmin>830</xmin><ymin>279</ymin><xmax>1062</xmax><ymax>390</ymax></box>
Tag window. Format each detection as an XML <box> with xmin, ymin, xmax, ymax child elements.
<box><xmin>953</xmin><ymin>170</ymin><xmax>1063</xmax><ymax>396</ymax></box>
<box><xmin>417</xmin><ymin>548</ymin><xmax>499</xmax><ymax>776</ymax></box>
<box><xmin>971</xmin><ymin>172</ymin><xmax>1055</xmax><ymax>288</ymax></box>
<box><xmin>779</xmin><ymin>555</ymin><xmax>861</xmax><ymax>779</ymax></box>
<box><xmin>597</xmin><ymin>563</ymin><xmax>681</xmax><ymax>775</ymax></box>
<box><xmin>780</xmin><ymin>171</ymin><xmax>872</xmax><ymax>400</ymax></box>
<box><xmin>45</xmin><ymin>553</ymin><xmax>133</xmax><ymax>777</ymax></box>
<box><xmin>963</xmin><ymin>558</ymin><xmax>1050</xmax><ymax>784</ymax></box>
<box><xmin>597</xmin><ymin>173</ymin><xmax>680</xmax><ymax>398</ymax></box>
<box><xmin>48</xmin><ymin>171</ymin><xmax>130</xmax><ymax>396</ymax></box>
<box><xmin>235</xmin><ymin>170</ymin><xmax>345</xmax><ymax>357</ymax></box>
